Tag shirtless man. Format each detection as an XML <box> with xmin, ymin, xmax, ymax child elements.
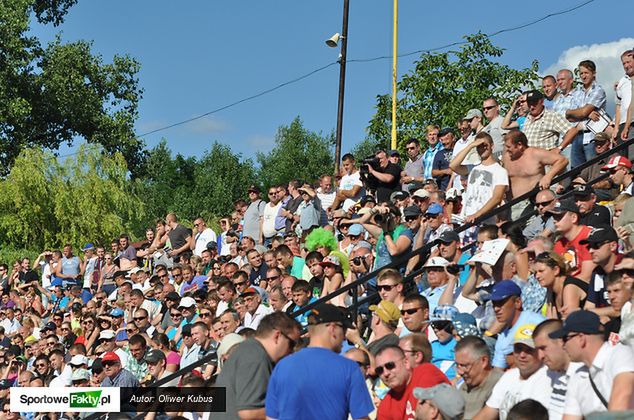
<box><xmin>502</xmin><ymin>131</ymin><xmax>568</xmax><ymax>220</ymax></box>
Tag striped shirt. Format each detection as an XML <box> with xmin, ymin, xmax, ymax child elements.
<box><xmin>548</xmin><ymin>362</ymin><xmax>584</xmax><ymax>420</ymax></box>
<box><xmin>423</xmin><ymin>143</ymin><xmax>443</xmax><ymax>180</ymax></box>
<box><xmin>523</xmin><ymin>109</ymin><xmax>574</xmax><ymax>149</ymax></box>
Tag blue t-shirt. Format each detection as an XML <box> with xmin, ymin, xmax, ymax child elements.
<box><xmin>492</xmin><ymin>311</ymin><xmax>545</xmax><ymax>368</ymax></box>
<box><xmin>266</xmin><ymin>347</ymin><xmax>373</xmax><ymax>420</ymax></box>
<box><xmin>375</xmin><ymin>225</ymin><xmax>414</xmax><ymax>270</ymax></box>
<box><xmin>431</xmin><ymin>338</ymin><xmax>457</xmax><ymax>380</ymax></box>
<box><xmin>180</xmin><ymin>276</ymin><xmax>207</xmax><ymax>295</ymax></box>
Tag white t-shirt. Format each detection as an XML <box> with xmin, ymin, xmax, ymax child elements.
<box><xmin>262</xmin><ymin>202</ymin><xmax>282</xmax><ymax>238</ymax></box>
<box><xmin>452</xmin><ymin>137</ymin><xmax>480</xmax><ymax>190</ymax></box>
<box><xmin>194</xmin><ymin>228</ymin><xmax>217</xmax><ymax>257</ymax></box>
<box><xmin>338</xmin><ymin>171</ymin><xmax>364</xmax><ymax>211</ymax></box>
<box><xmin>616</xmin><ymin>75</ymin><xmax>632</xmax><ymax>123</ymax></box>
<box><xmin>486</xmin><ymin>365</ymin><xmax>554</xmax><ymax>420</ymax></box>
<box><xmin>564</xmin><ymin>342</ymin><xmax>634</xmax><ymax>417</ymax></box>
<box><xmin>461</xmin><ymin>162</ymin><xmax>508</xmax><ymax>222</ymax></box>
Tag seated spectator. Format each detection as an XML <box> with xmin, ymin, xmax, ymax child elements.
<box><xmin>534</xmin><ymin>252</ymin><xmax>587</xmax><ymax>319</ymax></box>
<box><xmin>413</xmin><ymin>383</ymin><xmax>466</xmax><ymax>420</ymax></box>
<box><xmin>429</xmin><ymin>305</ymin><xmax>459</xmax><ymax>380</ymax></box>
<box><xmin>366</xmin><ymin>300</ymin><xmax>401</xmax><ymax>356</ymax></box>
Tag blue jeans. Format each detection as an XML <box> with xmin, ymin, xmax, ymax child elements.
<box><xmin>571</xmin><ymin>133</ymin><xmax>596</xmax><ymax>168</ymax></box>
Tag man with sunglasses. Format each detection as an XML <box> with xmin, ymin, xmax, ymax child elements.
<box><xmin>550</xmin><ymin>310</ymin><xmax>634</xmax><ymax>417</ymax></box>
<box><xmin>101</xmin><ymin>351</ymin><xmax>139</xmax><ymax>387</ymax></box>
<box><xmin>604</xmin><ymin>155</ymin><xmax>634</xmax><ymax>195</ymax></box>
<box><xmin>366</xmin><ymin>300</ymin><xmax>401</xmax><ymax>356</ymax></box>
<box><xmin>551</xmin><ymin>199</ymin><xmax>595</xmax><ymax>281</ymax></box>
<box><xmin>581</xmin><ymin>226</ymin><xmax>622</xmax><ymax>320</ymax></box>
<box><xmin>399</xmin><ymin>295</ymin><xmax>430</xmax><ymax>337</ymax></box>
<box><xmin>573</xmin><ymin>184</ymin><xmax>611</xmax><ymax>227</ymax></box>
<box><xmin>523</xmin><ymin>189</ymin><xmax>556</xmax><ymax>240</ymax></box>
<box><xmin>217</xmin><ymin>312</ymin><xmax>300</xmax><ymax>420</ymax></box>
<box><xmin>266</xmin><ymin>304</ymin><xmax>372</xmax><ymax>420</ymax></box>
<box><xmin>375</xmin><ymin>344</ymin><xmax>449</xmax><ymax>420</ymax></box>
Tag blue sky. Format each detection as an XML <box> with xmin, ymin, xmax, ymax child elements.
<box><xmin>30</xmin><ymin>0</ymin><xmax>634</xmax><ymax>161</ymax></box>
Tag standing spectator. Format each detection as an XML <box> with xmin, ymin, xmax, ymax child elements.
<box><xmin>615</xmin><ymin>49</ymin><xmax>634</xmax><ymax>155</ymax></box>
<box><xmin>482</xmin><ymin>97</ymin><xmax>506</xmax><ymax>157</ymax></box>
<box><xmin>266</xmin><ymin>304</ymin><xmax>373</xmax><ymax>420</ymax></box>
<box><xmin>523</xmin><ymin>90</ymin><xmax>578</xmax><ymax>151</ymax></box>
<box><xmin>542</xmin><ymin>75</ymin><xmax>560</xmax><ymax>108</ymax></box>
<box><xmin>243</xmin><ymin>184</ymin><xmax>266</xmax><ymax>245</ymax></box>
<box><xmin>432</xmin><ymin>128</ymin><xmax>455</xmax><ymax>191</ymax></box>
<box><xmin>216</xmin><ymin>312</ymin><xmax>301</xmax><ymax>419</ymax></box>
<box><xmin>262</xmin><ymin>187</ymin><xmax>282</xmax><ymax>246</ymax></box>
<box><xmin>423</xmin><ymin>125</ymin><xmax>441</xmax><ymax>181</ymax></box>
<box><xmin>565</xmin><ymin>60</ymin><xmax>607</xmax><ymax>166</ymax></box>
<box><xmin>55</xmin><ymin>244</ymin><xmax>81</xmax><ymax>287</ymax></box>
<box><xmin>166</xmin><ymin>213</ymin><xmax>193</xmax><ymax>263</ymax></box>
<box><xmin>316</xmin><ymin>175</ymin><xmax>336</xmax><ymax>226</ymax></box>
<box><xmin>550</xmin><ymin>310</ymin><xmax>634</xmax><ymax>416</ymax></box>
<box><xmin>401</xmin><ymin>138</ymin><xmax>425</xmax><ymax>192</ymax></box>
<box><xmin>117</xmin><ymin>234</ymin><xmax>137</xmax><ymax>270</ymax></box>
<box><xmin>191</xmin><ymin>216</ymin><xmax>217</xmax><ymax>257</ymax></box>
<box><xmin>501</xmin><ymin>93</ymin><xmax>529</xmax><ymax>131</ymax></box>
<box><xmin>375</xmin><ymin>345</ymin><xmax>449</xmax><ymax>420</ymax></box>
<box><xmin>365</xmin><ymin>150</ymin><xmax>402</xmax><ymax>203</ymax></box>
<box><xmin>455</xmin><ymin>336</ymin><xmax>503</xmax><ymax>420</ymax></box>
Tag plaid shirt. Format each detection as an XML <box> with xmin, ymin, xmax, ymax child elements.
<box><xmin>575</xmin><ymin>81</ymin><xmax>607</xmax><ymax>143</ymax></box>
<box><xmin>523</xmin><ymin>108</ymin><xmax>574</xmax><ymax>149</ymax></box>
<box><xmin>553</xmin><ymin>90</ymin><xmax>583</xmax><ymax>116</ymax></box>
<box><xmin>423</xmin><ymin>143</ymin><xmax>443</xmax><ymax>180</ymax></box>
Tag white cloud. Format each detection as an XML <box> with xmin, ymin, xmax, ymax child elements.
<box><xmin>187</xmin><ymin>115</ymin><xmax>228</xmax><ymax>134</ymax></box>
<box><xmin>543</xmin><ymin>38</ymin><xmax>634</xmax><ymax>113</ymax></box>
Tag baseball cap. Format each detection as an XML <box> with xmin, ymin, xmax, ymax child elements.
<box><xmin>525</xmin><ymin>90</ymin><xmax>544</xmax><ymax>103</ymax></box>
<box><xmin>239</xmin><ymin>287</ymin><xmax>258</xmax><ymax>298</ymax></box>
<box><xmin>247</xmin><ymin>185</ymin><xmax>261</xmax><ymax>193</ymax></box>
<box><xmin>129</xmin><ymin>267</ymin><xmax>142</xmax><ymax>275</ymax></box>
<box><xmin>307</xmin><ymin>304</ymin><xmax>353</xmax><ymax>328</ymax></box>
<box><xmin>144</xmin><ymin>349</ymin><xmax>166</xmax><ymax>364</ymax></box>
<box><xmin>463</xmin><ymin>109</ymin><xmax>483</xmax><ymax>120</ymax></box>
<box><xmin>602</xmin><ymin>155</ymin><xmax>632</xmax><ymax>170</ymax></box>
<box><xmin>319</xmin><ymin>255</ymin><xmax>341</xmax><ymax>267</ymax></box>
<box><xmin>109</xmin><ymin>308</ymin><xmax>124</xmax><ymax>318</ymax></box>
<box><xmin>101</xmin><ymin>351</ymin><xmax>121</xmax><ymax>364</ymax></box>
<box><xmin>424</xmin><ymin>257</ymin><xmax>450</xmax><ymax>268</ymax></box>
<box><xmin>592</xmin><ymin>132</ymin><xmax>610</xmax><ymax>143</ymax></box>
<box><xmin>348</xmin><ymin>224</ymin><xmax>364</xmax><ymax>236</ymax></box>
<box><xmin>549</xmin><ymin>310</ymin><xmax>603</xmax><ymax>339</ymax></box>
<box><xmin>165</xmin><ymin>292</ymin><xmax>181</xmax><ymax>302</ymax></box>
<box><xmin>438</xmin><ymin>230</ymin><xmax>460</xmax><ymax>243</ymax></box>
<box><xmin>388</xmin><ymin>149</ymin><xmax>400</xmax><ymax>157</ymax></box>
<box><xmin>403</xmin><ymin>205</ymin><xmax>422</xmax><ymax>217</ymax></box>
<box><xmin>430</xmin><ymin>305</ymin><xmax>459</xmax><ymax>322</ymax></box>
<box><xmin>369</xmin><ymin>300</ymin><xmax>401</xmax><ymax>325</ymax></box>
<box><xmin>178</xmin><ymin>296</ymin><xmax>197</xmax><ymax>308</ymax></box>
<box><xmin>98</xmin><ymin>330</ymin><xmax>116</xmax><ymax>341</ymax></box>
<box><xmin>412</xmin><ymin>189</ymin><xmax>430</xmax><ymax>199</ymax></box>
<box><xmin>43</xmin><ymin>321</ymin><xmax>57</xmax><ymax>332</ymax></box>
<box><xmin>413</xmin><ymin>383</ymin><xmax>465</xmax><ymax>420</ymax></box>
<box><xmin>113</xmin><ymin>270</ymin><xmax>128</xmax><ymax>279</ymax></box>
<box><xmin>390</xmin><ymin>191</ymin><xmax>408</xmax><ymax>202</ymax></box>
<box><xmin>446</xmin><ymin>188</ymin><xmax>462</xmax><ymax>201</ymax></box>
<box><xmin>217</xmin><ymin>333</ymin><xmax>246</xmax><ymax>368</ymax></box>
<box><xmin>69</xmin><ymin>355</ymin><xmax>89</xmax><ymax>367</ymax></box>
<box><xmin>0</xmin><ymin>379</ymin><xmax>12</xmax><ymax>389</ymax></box>
<box><xmin>572</xmin><ymin>184</ymin><xmax>594</xmax><ymax>198</ymax></box>
<box><xmin>548</xmin><ymin>198</ymin><xmax>580</xmax><ymax>215</ymax></box>
<box><xmin>452</xmin><ymin>313</ymin><xmax>481</xmax><ymax>338</ymax></box>
<box><xmin>72</xmin><ymin>368</ymin><xmax>91</xmax><ymax>382</ymax></box>
<box><xmin>438</xmin><ymin>127</ymin><xmax>455</xmax><ymax>137</ymax></box>
<box><xmin>426</xmin><ymin>203</ymin><xmax>444</xmax><ymax>216</ymax></box>
<box><xmin>580</xmin><ymin>226</ymin><xmax>619</xmax><ymax>245</ymax></box>
<box><xmin>513</xmin><ymin>324</ymin><xmax>537</xmax><ymax>348</ymax></box>
<box><xmin>81</xmin><ymin>243</ymin><xmax>95</xmax><ymax>251</ymax></box>
<box><xmin>488</xmin><ymin>280</ymin><xmax>522</xmax><ymax>302</ymax></box>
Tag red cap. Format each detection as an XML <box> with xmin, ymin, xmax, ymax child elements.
<box><xmin>101</xmin><ymin>351</ymin><xmax>121</xmax><ymax>363</ymax></box>
<box><xmin>74</xmin><ymin>336</ymin><xmax>87</xmax><ymax>346</ymax></box>
<box><xmin>602</xmin><ymin>155</ymin><xmax>632</xmax><ymax>170</ymax></box>
<box><xmin>240</xmin><ymin>287</ymin><xmax>258</xmax><ymax>298</ymax></box>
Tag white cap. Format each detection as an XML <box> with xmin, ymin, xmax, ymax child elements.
<box><xmin>178</xmin><ymin>296</ymin><xmax>197</xmax><ymax>308</ymax></box>
<box><xmin>412</xmin><ymin>189</ymin><xmax>430</xmax><ymax>199</ymax></box>
<box><xmin>424</xmin><ymin>257</ymin><xmax>450</xmax><ymax>268</ymax></box>
<box><xmin>69</xmin><ymin>355</ymin><xmax>89</xmax><ymax>366</ymax></box>
<box><xmin>129</xmin><ymin>267</ymin><xmax>142</xmax><ymax>275</ymax></box>
<box><xmin>99</xmin><ymin>330</ymin><xmax>116</xmax><ymax>341</ymax></box>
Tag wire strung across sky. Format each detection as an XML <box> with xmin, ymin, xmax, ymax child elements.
<box><xmin>52</xmin><ymin>0</ymin><xmax>595</xmax><ymax>160</ymax></box>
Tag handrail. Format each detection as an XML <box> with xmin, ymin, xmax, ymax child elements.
<box><xmin>290</xmin><ymin>138</ymin><xmax>634</xmax><ymax>319</ymax></box>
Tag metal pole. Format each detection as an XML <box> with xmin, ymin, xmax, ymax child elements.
<box><xmin>334</xmin><ymin>0</ymin><xmax>350</xmax><ymax>174</ymax></box>
<box><xmin>390</xmin><ymin>0</ymin><xmax>398</xmax><ymax>150</ymax></box>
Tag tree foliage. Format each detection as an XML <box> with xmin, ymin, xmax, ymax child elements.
<box><xmin>367</xmin><ymin>33</ymin><xmax>539</xmax><ymax>150</ymax></box>
<box><xmin>0</xmin><ymin>0</ymin><xmax>145</xmax><ymax>176</ymax></box>
<box><xmin>0</xmin><ymin>145</ymin><xmax>145</xmax><ymax>250</ymax></box>
<box><xmin>256</xmin><ymin>117</ymin><xmax>334</xmax><ymax>189</ymax></box>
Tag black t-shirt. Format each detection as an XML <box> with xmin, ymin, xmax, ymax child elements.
<box><xmin>168</xmin><ymin>224</ymin><xmax>192</xmax><ymax>253</ymax></box>
<box><xmin>579</xmin><ymin>204</ymin><xmax>612</xmax><ymax>227</ymax></box>
<box><xmin>308</xmin><ymin>275</ymin><xmax>324</xmax><ymax>297</ymax></box>
<box><xmin>375</xmin><ymin>162</ymin><xmax>402</xmax><ymax>203</ymax></box>
<box><xmin>284</xmin><ymin>196</ymin><xmax>302</xmax><ymax>232</ymax></box>
<box><xmin>249</xmin><ymin>263</ymin><xmax>269</xmax><ymax>287</ymax></box>
<box><xmin>432</xmin><ymin>147</ymin><xmax>453</xmax><ymax>190</ymax></box>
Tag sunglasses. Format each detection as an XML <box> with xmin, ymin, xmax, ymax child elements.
<box><xmin>535</xmin><ymin>199</ymin><xmax>553</xmax><ymax>208</ymax></box>
<box><xmin>133</xmin><ymin>316</ymin><xmax>146</xmax><ymax>321</ymax></box>
<box><xmin>170</xmin><ymin>312</ymin><xmax>182</xmax><ymax>318</ymax></box>
<box><xmin>102</xmin><ymin>361</ymin><xmax>118</xmax><ymax>367</ymax></box>
<box><xmin>233</xmin><ymin>281</ymin><xmax>247</xmax><ymax>287</ymax></box>
<box><xmin>126</xmin><ymin>329</ymin><xmax>137</xmax><ymax>334</ymax></box>
<box><xmin>375</xmin><ymin>360</ymin><xmax>400</xmax><ymax>376</ymax></box>
<box><xmin>431</xmin><ymin>321</ymin><xmax>452</xmax><ymax>331</ymax></box>
<box><xmin>405</xmin><ymin>216</ymin><xmax>420</xmax><ymax>222</ymax></box>
<box><xmin>587</xmin><ymin>241</ymin><xmax>610</xmax><ymax>250</ymax></box>
<box><xmin>551</xmin><ymin>212</ymin><xmax>568</xmax><ymax>221</ymax></box>
<box><xmin>483</xmin><ymin>105</ymin><xmax>496</xmax><ymax>111</ymax></box>
<box><xmin>265</xmin><ymin>276</ymin><xmax>280</xmax><ymax>281</ymax></box>
<box><xmin>35</xmin><ymin>363</ymin><xmax>47</xmax><ymax>368</ymax></box>
<box><xmin>200</xmin><ymin>312</ymin><xmax>212</xmax><ymax>318</ymax></box>
<box><xmin>400</xmin><ymin>307</ymin><xmax>422</xmax><ymax>315</ymax></box>
<box><xmin>377</xmin><ymin>284</ymin><xmax>397</xmax><ymax>292</ymax></box>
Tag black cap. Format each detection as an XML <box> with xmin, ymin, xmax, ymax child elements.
<box><xmin>403</xmin><ymin>205</ymin><xmax>422</xmax><ymax>217</ymax></box>
<box><xmin>43</xmin><ymin>321</ymin><xmax>57</xmax><ymax>331</ymax></box>
<box><xmin>438</xmin><ymin>127</ymin><xmax>454</xmax><ymax>137</ymax></box>
<box><xmin>525</xmin><ymin>90</ymin><xmax>544</xmax><ymax>103</ymax></box>
<box><xmin>438</xmin><ymin>230</ymin><xmax>460</xmax><ymax>244</ymax></box>
<box><xmin>388</xmin><ymin>149</ymin><xmax>400</xmax><ymax>157</ymax></box>
<box><xmin>206</xmin><ymin>241</ymin><xmax>217</xmax><ymax>250</ymax></box>
<box><xmin>144</xmin><ymin>349</ymin><xmax>166</xmax><ymax>364</ymax></box>
<box><xmin>0</xmin><ymin>379</ymin><xmax>11</xmax><ymax>389</ymax></box>
<box><xmin>409</xmin><ymin>181</ymin><xmax>425</xmax><ymax>192</ymax></box>
<box><xmin>572</xmin><ymin>184</ymin><xmax>594</xmax><ymax>198</ymax></box>
<box><xmin>247</xmin><ymin>185</ymin><xmax>261</xmax><ymax>193</ymax></box>
<box><xmin>307</xmin><ymin>304</ymin><xmax>353</xmax><ymax>328</ymax></box>
<box><xmin>580</xmin><ymin>226</ymin><xmax>619</xmax><ymax>245</ymax></box>
<box><xmin>165</xmin><ymin>292</ymin><xmax>181</xmax><ymax>302</ymax></box>
<box><xmin>549</xmin><ymin>310</ymin><xmax>603</xmax><ymax>339</ymax></box>
<box><xmin>548</xmin><ymin>198</ymin><xmax>580</xmax><ymax>215</ymax></box>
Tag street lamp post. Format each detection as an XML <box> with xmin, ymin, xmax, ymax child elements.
<box><xmin>332</xmin><ymin>0</ymin><xmax>350</xmax><ymax>174</ymax></box>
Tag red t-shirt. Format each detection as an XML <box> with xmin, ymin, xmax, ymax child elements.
<box><xmin>377</xmin><ymin>363</ymin><xmax>450</xmax><ymax>420</ymax></box>
<box><xmin>553</xmin><ymin>225</ymin><xmax>592</xmax><ymax>277</ymax></box>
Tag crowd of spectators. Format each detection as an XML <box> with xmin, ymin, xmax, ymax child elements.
<box><xmin>0</xmin><ymin>50</ymin><xmax>633</xmax><ymax>420</ymax></box>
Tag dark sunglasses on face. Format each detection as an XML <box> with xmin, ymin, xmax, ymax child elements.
<box><xmin>375</xmin><ymin>360</ymin><xmax>399</xmax><ymax>376</ymax></box>
<box><xmin>200</xmin><ymin>312</ymin><xmax>212</xmax><ymax>318</ymax></box>
<box><xmin>170</xmin><ymin>312</ymin><xmax>182</xmax><ymax>317</ymax></box>
<box><xmin>133</xmin><ymin>316</ymin><xmax>146</xmax><ymax>322</ymax></box>
<box><xmin>535</xmin><ymin>199</ymin><xmax>554</xmax><ymax>208</ymax></box>
<box><xmin>102</xmin><ymin>361</ymin><xmax>118</xmax><ymax>367</ymax></box>
<box><xmin>377</xmin><ymin>284</ymin><xmax>397</xmax><ymax>292</ymax></box>
<box><xmin>587</xmin><ymin>241</ymin><xmax>610</xmax><ymax>250</ymax></box>
<box><xmin>400</xmin><ymin>307</ymin><xmax>422</xmax><ymax>315</ymax></box>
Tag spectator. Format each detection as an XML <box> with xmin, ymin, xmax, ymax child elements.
<box><xmin>191</xmin><ymin>216</ymin><xmax>217</xmax><ymax>258</ymax></box>
<box><xmin>534</xmin><ymin>252</ymin><xmax>586</xmax><ymax>319</ymax></box>
<box><xmin>101</xmin><ymin>351</ymin><xmax>140</xmax><ymax>387</ymax></box>
<box><xmin>423</xmin><ymin>125</ymin><xmax>442</xmax><ymax>181</ymax></box>
<box><xmin>482</xmin><ymin>97</ymin><xmax>506</xmax><ymax>157</ymax></box>
<box><xmin>244</xmin><ymin>185</ymin><xmax>266</xmax><ymax>245</ymax></box>
<box><xmin>571</xmin><ymin>133</ymin><xmax>619</xmax><ymax>201</ymax></box>
<box><xmin>401</xmin><ymin>138</ymin><xmax>425</xmax><ymax>192</ymax></box>
<box><xmin>265</xmin><ymin>304</ymin><xmax>373</xmax><ymax>420</ymax></box>
<box><xmin>542</xmin><ymin>75</ymin><xmax>559</xmax><ymax>108</ymax></box>
<box><xmin>366</xmin><ymin>300</ymin><xmax>401</xmax><ymax>356</ymax></box>
<box><xmin>413</xmin><ymin>383</ymin><xmax>465</xmax><ymax>420</ymax></box>
<box><xmin>399</xmin><ymin>332</ymin><xmax>432</xmax><ymax>368</ymax></box>
<box><xmin>572</xmin><ymin>185</ymin><xmax>611</xmax><ymax>226</ymax></box>
<box><xmin>523</xmin><ymin>189</ymin><xmax>556</xmax><ymax>240</ymax></box>
<box><xmin>241</xmin><ymin>287</ymin><xmax>273</xmax><ymax>330</ymax></box>
<box><xmin>432</xmin><ymin>128</ymin><xmax>456</xmax><ymax>191</ymax></box>
<box><xmin>506</xmin><ymin>399</ymin><xmax>548</xmax><ymax>420</ymax></box>
<box><xmin>364</xmin><ymin>149</ymin><xmax>402</xmax><ymax>203</ymax></box>
<box><xmin>551</xmin><ymin>199</ymin><xmax>595</xmax><ymax>281</ymax></box>
<box><xmin>523</xmin><ymin>90</ymin><xmax>579</xmax><ymax>152</ymax></box>
<box><xmin>550</xmin><ymin>310</ymin><xmax>634</xmax><ymax>416</ymax></box>
<box><xmin>399</xmin><ymin>294</ymin><xmax>430</xmax><ymax>337</ymax></box>
<box><xmin>263</xmin><ymin>187</ymin><xmax>283</xmax><ymax>245</ymax></box>
<box><xmin>429</xmin><ymin>305</ymin><xmax>459</xmax><ymax>380</ymax></box>
<box><xmin>605</xmin><ymin>155</ymin><xmax>634</xmax><ymax>195</ymax></box>
<box><xmin>166</xmin><ymin>213</ymin><xmax>193</xmax><ymax>263</ymax></box>
<box><xmin>332</xmin><ymin>153</ymin><xmax>364</xmax><ymax>212</ymax></box>
<box><xmin>616</xmin><ymin>49</ymin><xmax>634</xmax><ymax>153</ymax></box>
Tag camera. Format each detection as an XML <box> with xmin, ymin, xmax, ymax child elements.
<box><xmin>360</xmin><ymin>156</ymin><xmax>380</xmax><ymax>193</ymax></box>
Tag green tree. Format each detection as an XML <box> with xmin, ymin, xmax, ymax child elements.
<box><xmin>0</xmin><ymin>145</ymin><xmax>145</xmax><ymax>250</ymax></box>
<box><xmin>367</xmin><ymin>33</ymin><xmax>539</xmax><ymax>150</ymax></box>
<box><xmin>256</xmin><ymin>117</ymin><xmax>335</xmax><ymax>188</ymax></box>
<box><xmin>0</xmin><ymin>0</ymin><xmax>145</xmax><ymax>176</ymax></box>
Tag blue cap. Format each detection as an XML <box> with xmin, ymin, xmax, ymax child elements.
<box><xmin>388</xmin><ymin>149</ymin><xmax>400</xmax><ymax>157</ymax></box>
<box><xmin>430</xmin><ymin>304</ymin><xmax>459</xmax><ymax>322</ymax></box>
<box><xmin>489</xmin><ymin>280</ymin><xmax>522</xmax><ymax>302</ymax></box>
<box><xmin>110</xmin><ymin>308</ymin><xmax>124</xmax><ymax>318</ymax></box>
<box><xmin>548</xmin><ymin>310</ymin><xmax>602</xmax><ymax>339</ymax></box>
<box><xmin>426</xmin><ymin>203</ymin><xmax>444</xmax><ymax>216</ymax></box>
<box><xmin>81</xmin><ymin>243</ymin><xmax>95</xmax><ymax>251</ymax></box>
<box><xmin>348</xmin><ymin>224</ymin><xmax>364</xmax><ymax>236</ymax></box>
